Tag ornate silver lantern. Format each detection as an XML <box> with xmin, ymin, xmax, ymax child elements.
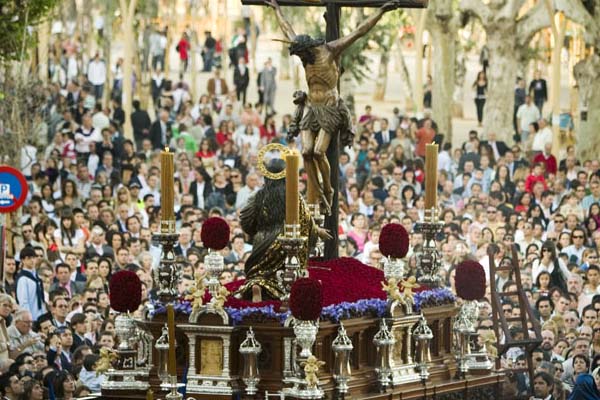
<box><xmin>453</xmin><ymin>306</ymin><xmax>475</xmax><ymax>377</ymax></box>
<box><xmin>413</xmin><ymin>314</ymin><xmax>433</xmax><ymax>382</ymax></box>
<box><xmin>332</xmin><ymin>322</ymin><xmax>353</xmax><ymax>394</ymax></box>
<box><xmin>293</xmin><ymin>319</ymin><xmax>318</xmax><ymax>359</ymax></box>
<box><xmin>383</xmin><ymin>257</ymin><xmax>405</xmax><ymax>283</ymax></box>
<box><xmin>205</xmin><ymin>248</ymin><xmax>224</xmax><ymax>297</ymax></box>
<box><xmin>373</xmin><ymin>319</ymin><xmax>395</xmax><ymax>390</ymax></box>
<box><xmin>239</xmin><ymin>328</ymin><xmax>262</xmax><ymax>396</ymax></box>
<box><xmin>154</xmin><ymin>325</ymin><xmax>170</xmax><ymax>385</ymax></box>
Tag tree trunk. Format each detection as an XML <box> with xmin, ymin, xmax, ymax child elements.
<box><xmin>550</xmin><ymin>13</ymin><xmax>567</xmax><ymax>156</ymax></box>
<box><xmin>427</xmin><ymin>0</ymin><xmax>457</xmax><ymax>141</ymax></box>
<box><xmin>574</xmin><ymin>54</ymin><xmax>600</xmax><ymax>161</ymax></box>
<box><xmin>412</xmin><ymin>10</ymin><xmax>426</xmax><ymax>114</ymax></box>
<box><xmin>453</xmin><ymin>39</ymin><xmax>466</xmax><ymax>118</ymax></box>
<box><xmin>190</xmin><ymin>29</ymin><xmax>199</xmax><ymax>101</ymax></box>
<box><xmin>120</xmin><ymin>0</ymin><xmax>137</xmax><ymax>141</ymax></box>
<box><xmin>373</xmin><ymin>49</ymin><xmax>389</xmax><ymax>101</ymax></box>
<box><xmin>38</xmin><ymin>20</ymin><xmax>50</xmax><ymax>83</ymax></box>
<box><xmin>483</xmin><ymin>24</ymin><xmax>518</xmax><ymax>142</ymax></box>
<box><xmin>429</xmin><ymin>25</ymin><xmax>455</xmax><ymax>140</ymax></box>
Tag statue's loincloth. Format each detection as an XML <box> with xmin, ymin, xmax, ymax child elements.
<box><xmin>299</xmin><ymin>99</ymin><xmax>354</xmax><ymax>147</ymax></box>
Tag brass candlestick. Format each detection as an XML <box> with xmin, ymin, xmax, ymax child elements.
<box><xmin>415</xmin><ymin>208</ymin><xmax>443</xmax><ymax>287</ymax></box>
<box><xmin>278</xmin><ymin>224</ymin><xmax>307</xmax><ymax>304</ymax></box>
<box><xmin>153</xmin><ymin>220</ymin><xmax>181</xmax><ymax>303</ymax></box>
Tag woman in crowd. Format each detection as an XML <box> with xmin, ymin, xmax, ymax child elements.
<box><xmin>347</xmin><ymin>213</ymin><xmax>368</xmax><ymax>253</ymax></box>
<box><xmin>53</xmin><ymin>213</ymin><xmax>85</xmax><ymax>260</ymax></box>
<box><xmin>532</xmin><ymin>240</ymin><xmax>570</xmax><ymax>294</ymax></box>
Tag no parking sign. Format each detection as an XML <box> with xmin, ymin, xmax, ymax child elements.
<box><xmin>0</xmin><ymin>166</ymin><xmax>28</xmax><ymax>213</ymax></box>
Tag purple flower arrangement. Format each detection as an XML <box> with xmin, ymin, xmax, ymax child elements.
<box><xmin>320</xmin><ymin>298</ymin><xmax>388</xmax><ymax>323</ymax></box>
<box><xmin>413</xmin><ymin>288</ymin><xmax>456</xmax><ymax>312</ymax></box>
<box><xmin>225</xmin><ymin>305</ymin><xmax>290</xmax><ymax>326</ymax></box>
<box><xmin>148</xmin><ymin>288</ymin><xmax>455</xmax><ymax>324</ymax></box>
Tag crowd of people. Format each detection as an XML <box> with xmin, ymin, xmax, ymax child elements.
<box><xmin>4</xmin><ymin>16</ymin><xmax>600</xmax><ymax>400</ymax></box>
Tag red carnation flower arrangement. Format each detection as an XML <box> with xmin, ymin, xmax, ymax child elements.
<box><xmin>379</xmin><ymin>223</ymin><xmax>410</xmax><ymax>259</ymax></box>
<box><xmin>289</xmin><ymin>278</ymin><xmax>323</xmax><ymax>321</ymax></box>
<box><xmin>109</xmin><ymin>270</ymin><xmax>143</xmax><ymax>313</ymax></box>
<box><xmin>201</xmin><ymin>217</ymin><xmax>230</xmax><ymax>250</ymax></box>
<box><xmin>455</xmin><ymin>260</ymin><xmax>486</xmax><ymax>301</ymax></box>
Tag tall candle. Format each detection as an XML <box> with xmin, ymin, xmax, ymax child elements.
<box><xmin>161</xmin><ymin>148</ymin><xmax>175</xmax><ymax>223</ymax></box>
<box><xmin>146</xmin><ymin>389</ymin><xmax>154</xmax><ymax>400</ymax></box>
<box><xmin>167</xmin><ymin>304</ymin><xmax>177</xmax><ymax>376</ymax></box>
<box><xmin>285</xmin><ymin>151</ymin><xmax>300</xmax><ymax>225</ymax></box>
<box><xmin>424</xmin><ymin>143</ymin><xmax>439</xmax><ymax>209</ymax></box>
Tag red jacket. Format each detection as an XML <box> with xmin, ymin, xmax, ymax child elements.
<box><xmin>525</xmin><ymin>174</ymin><xmax>547</xmax><ymax>193</ymax></box>
<box><xmin>532</xmin><ymin>152</ymin><xmax>557</xmax><ymax>176</ymax></box>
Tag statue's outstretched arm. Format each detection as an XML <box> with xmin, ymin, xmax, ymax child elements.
<box><xmin>265</xmin><ymin>0</ymin><xmax>297</xmax><ymax>41</ymax></box>
<box><xmin>329</xmin><ymin>1</ymin><xmax>398</xmax><ymax>57</ymax></box>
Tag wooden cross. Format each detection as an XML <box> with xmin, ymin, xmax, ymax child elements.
<box><xmin>242</xmin><ymin>0</ymin><xmax>428</xmax><ymax>259</ymax></box>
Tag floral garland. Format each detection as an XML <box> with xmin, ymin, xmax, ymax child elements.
<box><xmin>149</xmin><ymin>289</ymin><xmax>455</xmax><ymax>325</ymax></box>
<box><xmin>413</xmin><ymin>288</ymin><xmax>456</xmax><ymax>312</ymax></box>
<box><xmin>320</xmin><ymin>298</ymin><xmax>388</xmax><ymax>323</ymax></box>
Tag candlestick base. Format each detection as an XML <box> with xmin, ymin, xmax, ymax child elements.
<box><xmin>162</xmin><ymin>375</ymin><xmax>184</xmax><ymax>400</ymax></box>
<box><xmin>415</xmin><ymin>208</ymin><xmax>443</xmax><ymax>288</ymax></box>
<box><xmin>153</xmin><ymin>222</ymin><xmax>181</xmax><ymax>304</ymax></box>
<box><xmin>278</xmin><ymin>224</ymin><xmax>308</xmax><ymax>307</ymax></box>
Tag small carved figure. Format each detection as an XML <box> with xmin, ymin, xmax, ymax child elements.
<box><xmin>213</xmin><ymin>286</ymin><xmax>230</xmax><ymax>310</ymax></box>
<box><xmin>95</xmin><ymin>348</ymin><xmax>118</xmax><ymax>375</ymax></box>
<box><xmin>400</xmin><ymin>276</ymin><xmax>420</xmax><ymax>304</ymax></box>
<box><xmin>479</xmin><ymin>331</ymin><xmax>498</xmax><ymax>359</ymax></box>
<box><xmin>302</xmin><ymin>355</ymin><xmax>326</xmax><ymax>389</ymax></box>
<box><xmin>381</xmin><ymin>278</ymin><xmax>403</xmax><ymax>303</ymax></box>
<box><xmin>185</xmin><ymin>273</ymin><xmax>207</xmax><ymax>311</ymax></box>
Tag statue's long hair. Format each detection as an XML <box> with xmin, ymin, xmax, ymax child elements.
<box><xmin>253</xmin><ymin>159</ymin><xmax>287</xmax><ymax>232</ymax></box>
<box><xmin>289</xmin><ymin>35</ymin><xmax>325</xmax><ymax>66</ymax></box>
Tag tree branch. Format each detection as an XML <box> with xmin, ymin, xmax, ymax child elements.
<box><xmin>555</xmin><ymin>0</ymin><xmax>599</xmax><ymax>40</ymax></box>
<box><xmin>516</xmin><ymin>0</ymin><xmax>551</xmax><ymax>47</ymax></box>
<box><xmin>459</xmin><ymin>0</ymin><xmax>490</xmax><ymax>24</ymax></box>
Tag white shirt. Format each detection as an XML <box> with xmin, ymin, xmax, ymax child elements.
<box><xmin>437</xmin><ymin>150</ymin><xmax>452</xmax><ymax>173</ymax></box>
<box><xmin>75</xmin><ymin>127</ymin><xmax>101</xmax><ymax>153</ymax></box>
<box><xmin>516</xmin><ymin>103</ymin><xmax>541</xmax><ymax>132</ymax></box>
<box><xmin>532</xmin><ymin>127</ymin><xmax>552</xmax><ymax>152</ymax></box>
<box><xmin>92</xmin><ymin>111</ymin><xmax>110</xmax><ymax>131</ymax></box>
<box><xmin>87</xmin><ymin>60</ymin><xmax>107</xmax><ymax>85</ymax></box>
<box><xmin>195</xmin><ymin>181</ymin><xmax>205</xmax><ymax>209</ymax></box>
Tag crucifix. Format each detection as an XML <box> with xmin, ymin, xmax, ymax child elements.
<box><xmin>242</xmin><ymin>0</ymin><xmax>428</xmax><ymax>259</ymax></box>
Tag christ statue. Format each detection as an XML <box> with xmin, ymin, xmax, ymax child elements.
<box><xmin>266</xmin><ymin>0</ymin><xmax>400</xmax><ymax>214</ymax></box>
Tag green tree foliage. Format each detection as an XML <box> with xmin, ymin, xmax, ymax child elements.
<box><xmin>0</xmin><ymin>0</ymin><xmax>60</xmax><ymax>62</ymax></box>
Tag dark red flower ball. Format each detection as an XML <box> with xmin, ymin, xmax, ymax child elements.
<box><xmin>379</xmin><ymin>223</ymin><xmax>410</xmax><ymax>258</ymax></box>
<box><xmin>201</xmin><ymin>217</ymin><xmax>230</xmax><ymax>250</ymax></box>
<box><xmin>289</xmin><ymin>278</ymin><xmax>323</xmax><ymax>321</ymax></box>
<box><xmin>455</xmin><ymin>260</ymin><xmax>486</xmax><ymax>301</ymax></box>
<box><xmin>109</xmin><ymin>271</ymin><xmax>142</xmax><ymax>313</ymax></box>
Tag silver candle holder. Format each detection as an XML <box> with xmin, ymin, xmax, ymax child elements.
<box><xmin>413</xmin><ymin>314</ymin><xmax>433</xmax><ymax>382</ymax></box>
<box><xmin>373</xmin><ymin>319</ymin><xmax>395</xmax><ymax>390</ymax></box>
<box><xmin>153</xmin><ymin>220</ymin><xmax>181</xmax><ymax>303</ymax></box>
<box><xmin>278</xmin><ymin>223</ymin><xmax>307</xmax><ymax>303</ymax></box>
<box><xmin>332</xmin><ymin>322</ymin><xmax>353</xmax><ymax>394</ymax></box>
<box><xmin>415</xmin><ymin>208</ymin><xmax>443</xmax><ymax>287</ymax></box>
<box><xmin>239</xmin><ymin>327</ymin><xmax>262</xmax><ymax>395</ymax></box>
<box><xmin>205</xmin><ymin>248</ymin><xmax>225</xmax><ymax>298</ymax></box>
